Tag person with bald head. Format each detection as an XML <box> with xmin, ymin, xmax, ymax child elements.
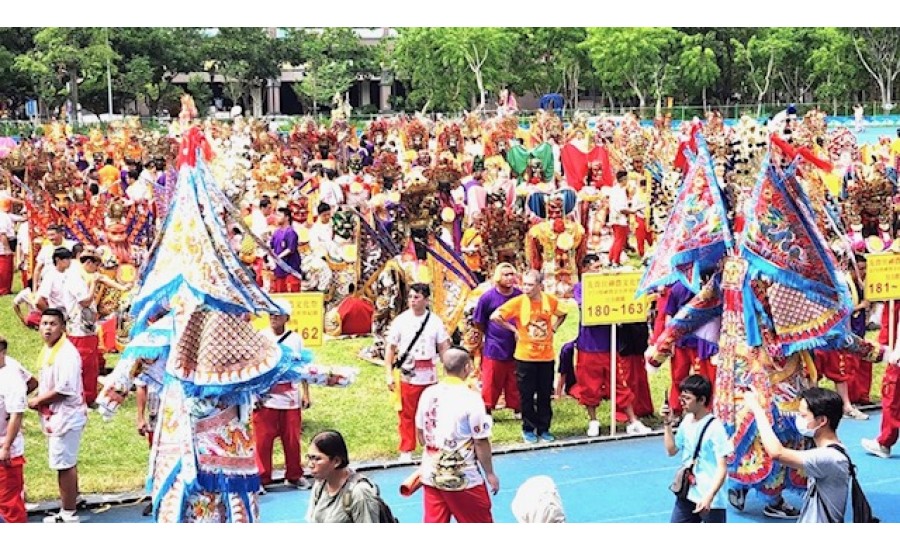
<box><xmin>415</xmin><ymin>346</ymin><xmax>499</xmax><ymax>523</ymax></box>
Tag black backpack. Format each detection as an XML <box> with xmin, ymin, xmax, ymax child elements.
<box><xmin>814</xmin><ymin>444</ymin><xmax>880</xmax><ymax>523</ymax></box>
<box><xmin>315</xmin><ymin>473</ymin><xmax>399</xmax><ymax>523</ymax></box>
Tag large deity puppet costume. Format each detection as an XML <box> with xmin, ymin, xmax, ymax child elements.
<box><xmin>561</xmin><ymin>112</ymin><xmax>615</xmax><ymax>192</ymax></box>
<box><xmin>95</xmin><ymin>103</ymin><xmax>355</xmax><ymax>523</ymax></box>
<box><xmin>525</xmin><ymin>188</ymin><xmax>584</xmax><ymax>299</ymax></box>
<box><xmin>355</xmin><ymin>161</ymin><xmax>477</xmax><ymax>365</ymax></box>
<box><xmin>506</xmin><ymin>113</ymin><xmax>562</xmax><ymax>191</ymax></box>
<box><xmin>642</xmin><ymin>134</ymin><xmax>883</xmax><ymax>509</ymax></box>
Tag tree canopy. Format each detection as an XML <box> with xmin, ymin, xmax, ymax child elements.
<box><xmin>1</xmin><ymin>27</ymin><xmax>897</xmax><ymax>118</ymax></box>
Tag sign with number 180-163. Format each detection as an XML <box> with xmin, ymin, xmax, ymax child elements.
<box><xmin>581</xmin><ymin>271</ymin><xmax>649</xmax><ymax>326</ymax></box>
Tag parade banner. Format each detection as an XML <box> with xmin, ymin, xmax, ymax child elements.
<box><xmin>582</xmin><ymin>271</ymin><xmax>650</xmax><ymax>326</ymax></box>
<box><xmin>251</xmin><ymin>292</ymin><xmax>325</xmax><ymax>347</ymax></box>
<box><xmin>865</xmin><ymin>253</ymin><xmax>900</xmax><ymax>301</ymax></box>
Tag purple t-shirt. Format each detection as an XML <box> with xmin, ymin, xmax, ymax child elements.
<box><xmin>474</xmin><ymin>287</ymin><xmax>521</xmax><ymax>360</ymax></box>
<box><xmin>270</xmin><ymin>225</ymin><xmax>300</xmax><ymax>278</ymax></box>
<box><xmin>573</xmin><ymin>282</ymin><xmax>611</xmax><ymax>353</ymax></box>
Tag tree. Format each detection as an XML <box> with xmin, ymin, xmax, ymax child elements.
<box><xmin>389</xmin><ymin>28</ymin><xmax>469</xmax><ymax>114</ymax></box>
<box><xmin>507</xmin><ymin>28</ymin><xmax>588</xmax><ymax>110</ymax></box>
<box><xmin>768</xmin><ymin>27</ymin><xmax>819</xmax><ymax>103</ymax></box>
<box><xmin>439</xmin><ymin>28</ymin><xmax>516</xmax><ymax>112</ymax></box>
<box><xmin>15</xmin><ymin>28</ymin><xmax>115</xmax><ymax>123</ymax></box>
<box><xmin>583</xmin><ymin>27</ymin><xmax>682</xmax><ymax>116</ymax></box>
<box><xmin>810</xmin><ymin>28</ymin><xmax>862</xmax><ymax>114</ymax></box>
<box><xmin>678</xmin><ymin>32</ymin><xmax>720</xmax><ymax>111</ymax></box>
<box><xmin>109</xmin><ymin>27</ymin><xmax>205</xmax><ymax>116</ymax></box>
<box><xmin>0</xmin><ymin>28</ymin><xmax>38</xmax><ymax>116</ymax></box>
<box><xmin>207</xmin><ymin>28</ymin><xmax>284</xmax><ymax>117</ymax></box>
<box><xmin>284</xmin><ymin>28</ymin><xmax>378</xmax><ymax>115</ymax></box>
<box><xmin>732</xmin><ymin>31</ymin><xmax>786</xmax><ymax>116</ymax></box>
<box><xmin>851</xmin><ymin>28</ymin><xmax>900</xmax><ymax>112</ymax></box>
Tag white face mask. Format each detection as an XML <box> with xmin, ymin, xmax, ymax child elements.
<box><xmin>795</xmin><ymin>415</ymin><xmax>819</xmax><ymax>438</ymax></box>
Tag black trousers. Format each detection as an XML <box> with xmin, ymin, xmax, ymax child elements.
<box><xmin>515</xmin><ymin>360</ymin><xmax>555</xmax><ymax>434</ymax></box>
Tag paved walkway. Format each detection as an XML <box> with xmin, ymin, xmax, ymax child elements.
<box><xmin>30</xmin><ymin>411</ymin><xmax>898</xmax><ymax>523</ymax></box>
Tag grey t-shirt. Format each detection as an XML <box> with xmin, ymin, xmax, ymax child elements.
<box><xmin>798</xmin><ymin>445</ymin><xmax>850</xmax><ymax>523</ymax></box>
<box><xmin>306</xmin><ymin>470</ymin><xmax>382</xmax><ymax>523</ymax></box>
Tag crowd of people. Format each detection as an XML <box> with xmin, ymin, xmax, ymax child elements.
<box><xmin>1</xmin><ymin>92</ymin><xmax>900</xmax><ymax>523</ymax></box>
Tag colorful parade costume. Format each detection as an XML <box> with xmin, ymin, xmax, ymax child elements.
<box><xmin>643</xmin><ymin>135</ymin><xmax>883</xmax><ymax>505</ymax></box>
<box><xmin>99</xmin><ymin>112</ymin><xmax>354</xmax><ymax>522</ymax></box>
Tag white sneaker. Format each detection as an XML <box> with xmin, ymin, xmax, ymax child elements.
<box><xmin>861</xmin><ymin>438</ymin><xmax>892</xmax><ymax>459</ymax></box>
<box><xmin>844</xmin><ymin>408</ymin><xmax>869</xmax><ymax>420</ymax></box>
<box><xmin>587</xmin><ymin>420</ymin><xmax>601</xmax><ymax>437</ymax></box>
<box><xmin>398</xmin><ymin>452</ymin><xmax>413</xmax><ymax>462</ymax></box>
<box><xmin>626</xmin><ymin>420</ymin><xmax>652</xmax><ymax>435</ymax></box>
<box><xmin>43</xmin><ymin>512</ymin><xmax>81</xmax><ymax>523</ymax></box>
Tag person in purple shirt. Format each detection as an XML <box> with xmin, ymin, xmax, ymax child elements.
<box><xmin>473</xmin><ymin>262</ymin><xmax>522</xmax><ymax>416</ymax></box>
<box><xmin>567</xmin><ymin>254</ymin><xmax>652</xmax><ymax>437</ymax></box>
<box><xmin>664</xmin><ymin>280</ymin><xmax>718</xmax><ymax>416</ymax></box>
<box><xmin>269</xmin><ymin>207</ymin><xmax>301</xmax><ymax>293</ymax></box>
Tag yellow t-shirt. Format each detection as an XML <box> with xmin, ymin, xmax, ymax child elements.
<box><xmin>496</xmin><ymin>293</ymin><xmax>563</xmax><ymax>362</ymax></box>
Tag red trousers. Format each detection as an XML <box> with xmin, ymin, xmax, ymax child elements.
<box><xmin>98</xmin><ymin>316</ymin><xmax>119</xmax><ymax>354</ymax></box>
<box><xmin>570</xmin><ymin>350</ymin><xmax>634</xmax><ymax>410</ymax></box>
<box><xmin>878</xmin><ymin>301</ymin><xmax>900</xmax><ymax>347</ymax></box>
<box><xmin>877</xmin><ymin>366</ymin><xmax>900</xmax><ymax>449</ymax></box>
<box><xmin>423</xmin><ymin>483</ymin><xmax>493</xmax><ymax>523</ymax></box>
<box><xmin>481</xmin><ymin>358</ymin><xmax>520</xmax><ymax>412</ymax></box>
<box><xmin>670</xmin><ymin>346</ymin><xmax>714</xmax><ymax>415</ymax></box>
<box><xmin>399</xmin><ymin>382</ymin><xmax>431</xmax><ymax>452</ymax></box>
<box><xmin>69</xmin><ymin>334</ymin><xmax>102</xmax><ymax>406</ymax></box>
<box><xmin>622</xmin><ymin>355</ymin><xmax>654</xmax><ymax>418</ymax></box>
<box><xmin>253</xmin><ymin>406</ymin><xmax>303</xmax><ymax>484</ymax></box>
<box><xmin>849</xmin><ymin>359</ymin><xmax>873</xmax><ymax>404</ymax></box>
<box><xmin>0</xmin><ymin>456</ymin><xmax>26</xmax><ymax>523</ymax></box>
<box><xmin>272</xmin><ymin>275</ymin><xmax>301</xmax><ymax>293</ymax></box>
<box><xmin>609</xmin><ymin>224</ymin><xmax>629</xmax><ymax>265</ymax></box>
<box><xmin>814</xmin><ymin>349</ymin><xmax>854</xmax><ymax>384</ymax></box>
<box><xmin>634</xmin><ymin>216</ymin><xmax>653</xmax><ymax>257</ymax></box>
<box><xmin>0</xmin><ymin>254</ymin><xmax>13</xmax><ymax>295</ymax></box>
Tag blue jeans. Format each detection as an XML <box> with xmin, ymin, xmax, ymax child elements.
<box><xmin>670</xmin><ymin>496</ymin><xmax>726</xmax><ymax>523</ymax></box>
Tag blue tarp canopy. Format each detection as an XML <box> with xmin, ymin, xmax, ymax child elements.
<box><xmin>539</xmin><ymin>93</ymin><xmax>564</xmax><ymax>114</ymax></box>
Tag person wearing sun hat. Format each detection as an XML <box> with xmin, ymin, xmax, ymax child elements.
<box><xmin>253</xmin><ymin>298</ymin><xmax>311</xmax><ymax>491</ymax></box>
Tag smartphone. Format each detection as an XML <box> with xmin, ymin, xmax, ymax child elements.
<box><xmin>663</xmin><ymin>392</ymin><xmax>669</xmax><ymax>407</ymax></box>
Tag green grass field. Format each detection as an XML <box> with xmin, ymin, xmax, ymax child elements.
<box><xmin>0</xmin><ymin>289</ymin><xmax>886</xmax><ymax>503</ymax></box>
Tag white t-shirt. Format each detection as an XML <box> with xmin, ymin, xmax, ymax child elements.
<box><xmin>606</xmin><ymin>184</ymin><xmax>630</xmax><ymax>227</ymax></box>
<box><xmin>387</xmin><ymin>309</ymin><xmax>450</xmax><ymax>386</ymax></box>
<box><xmin>13</xmin><ymin>288</ymin><xmax>37</xmax><ymax>314</ymax></box>
<box><xmin>259</xmin><ymin>327</ymin><xmax>304</xmax><ymax>410</ymax></box>
<box><xmin>37</xmin><ymin>338</ymin><xmax>88</xmax><ymax>436</ymax></box>
<box><xmin>0</xmin><ymin>212</ymin><xmax>15</xmax><ymax>255</ymax></box>
<box><xmin>126</xmin><ymin>179</ymin><xmax>153</xmax><ymax>203</ymax></box>
<box><xmin>36</xmin><ymin>267</ymin><xmax>95</xmax><ymax>337</ymax></box>
<box><xmin>318</xmin><ymin>179</ymin><xmax>344</xmax><ymax>209</ymax></box>
<box><xmin>309</xmin><ymin>221</ymin><xmax>335</xmax><ymax>258</ymax></box>
<box><xmin>35</xmin><ymin>239</ymin><xmax>77</xmax><ymax>268</ymax></box>
<box><xmin>415</xmin><ymin>379</ymin><xmax>493</xmax><ymax>491</ymax></box>
<box><xmin>0</xmin><ymin>361</ymin><xmax>29</xmax><ymax>458</ymax></box>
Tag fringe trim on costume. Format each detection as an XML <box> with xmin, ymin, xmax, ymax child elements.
<box><xmin>151</xmin><ymin>459</ymin><xmax>182</xmax><ymax>520</ymax></box>
<box><xmin>195</xmin><ymin>472</ymin><xmax>261</xmax><ymax>494</ymax></box>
